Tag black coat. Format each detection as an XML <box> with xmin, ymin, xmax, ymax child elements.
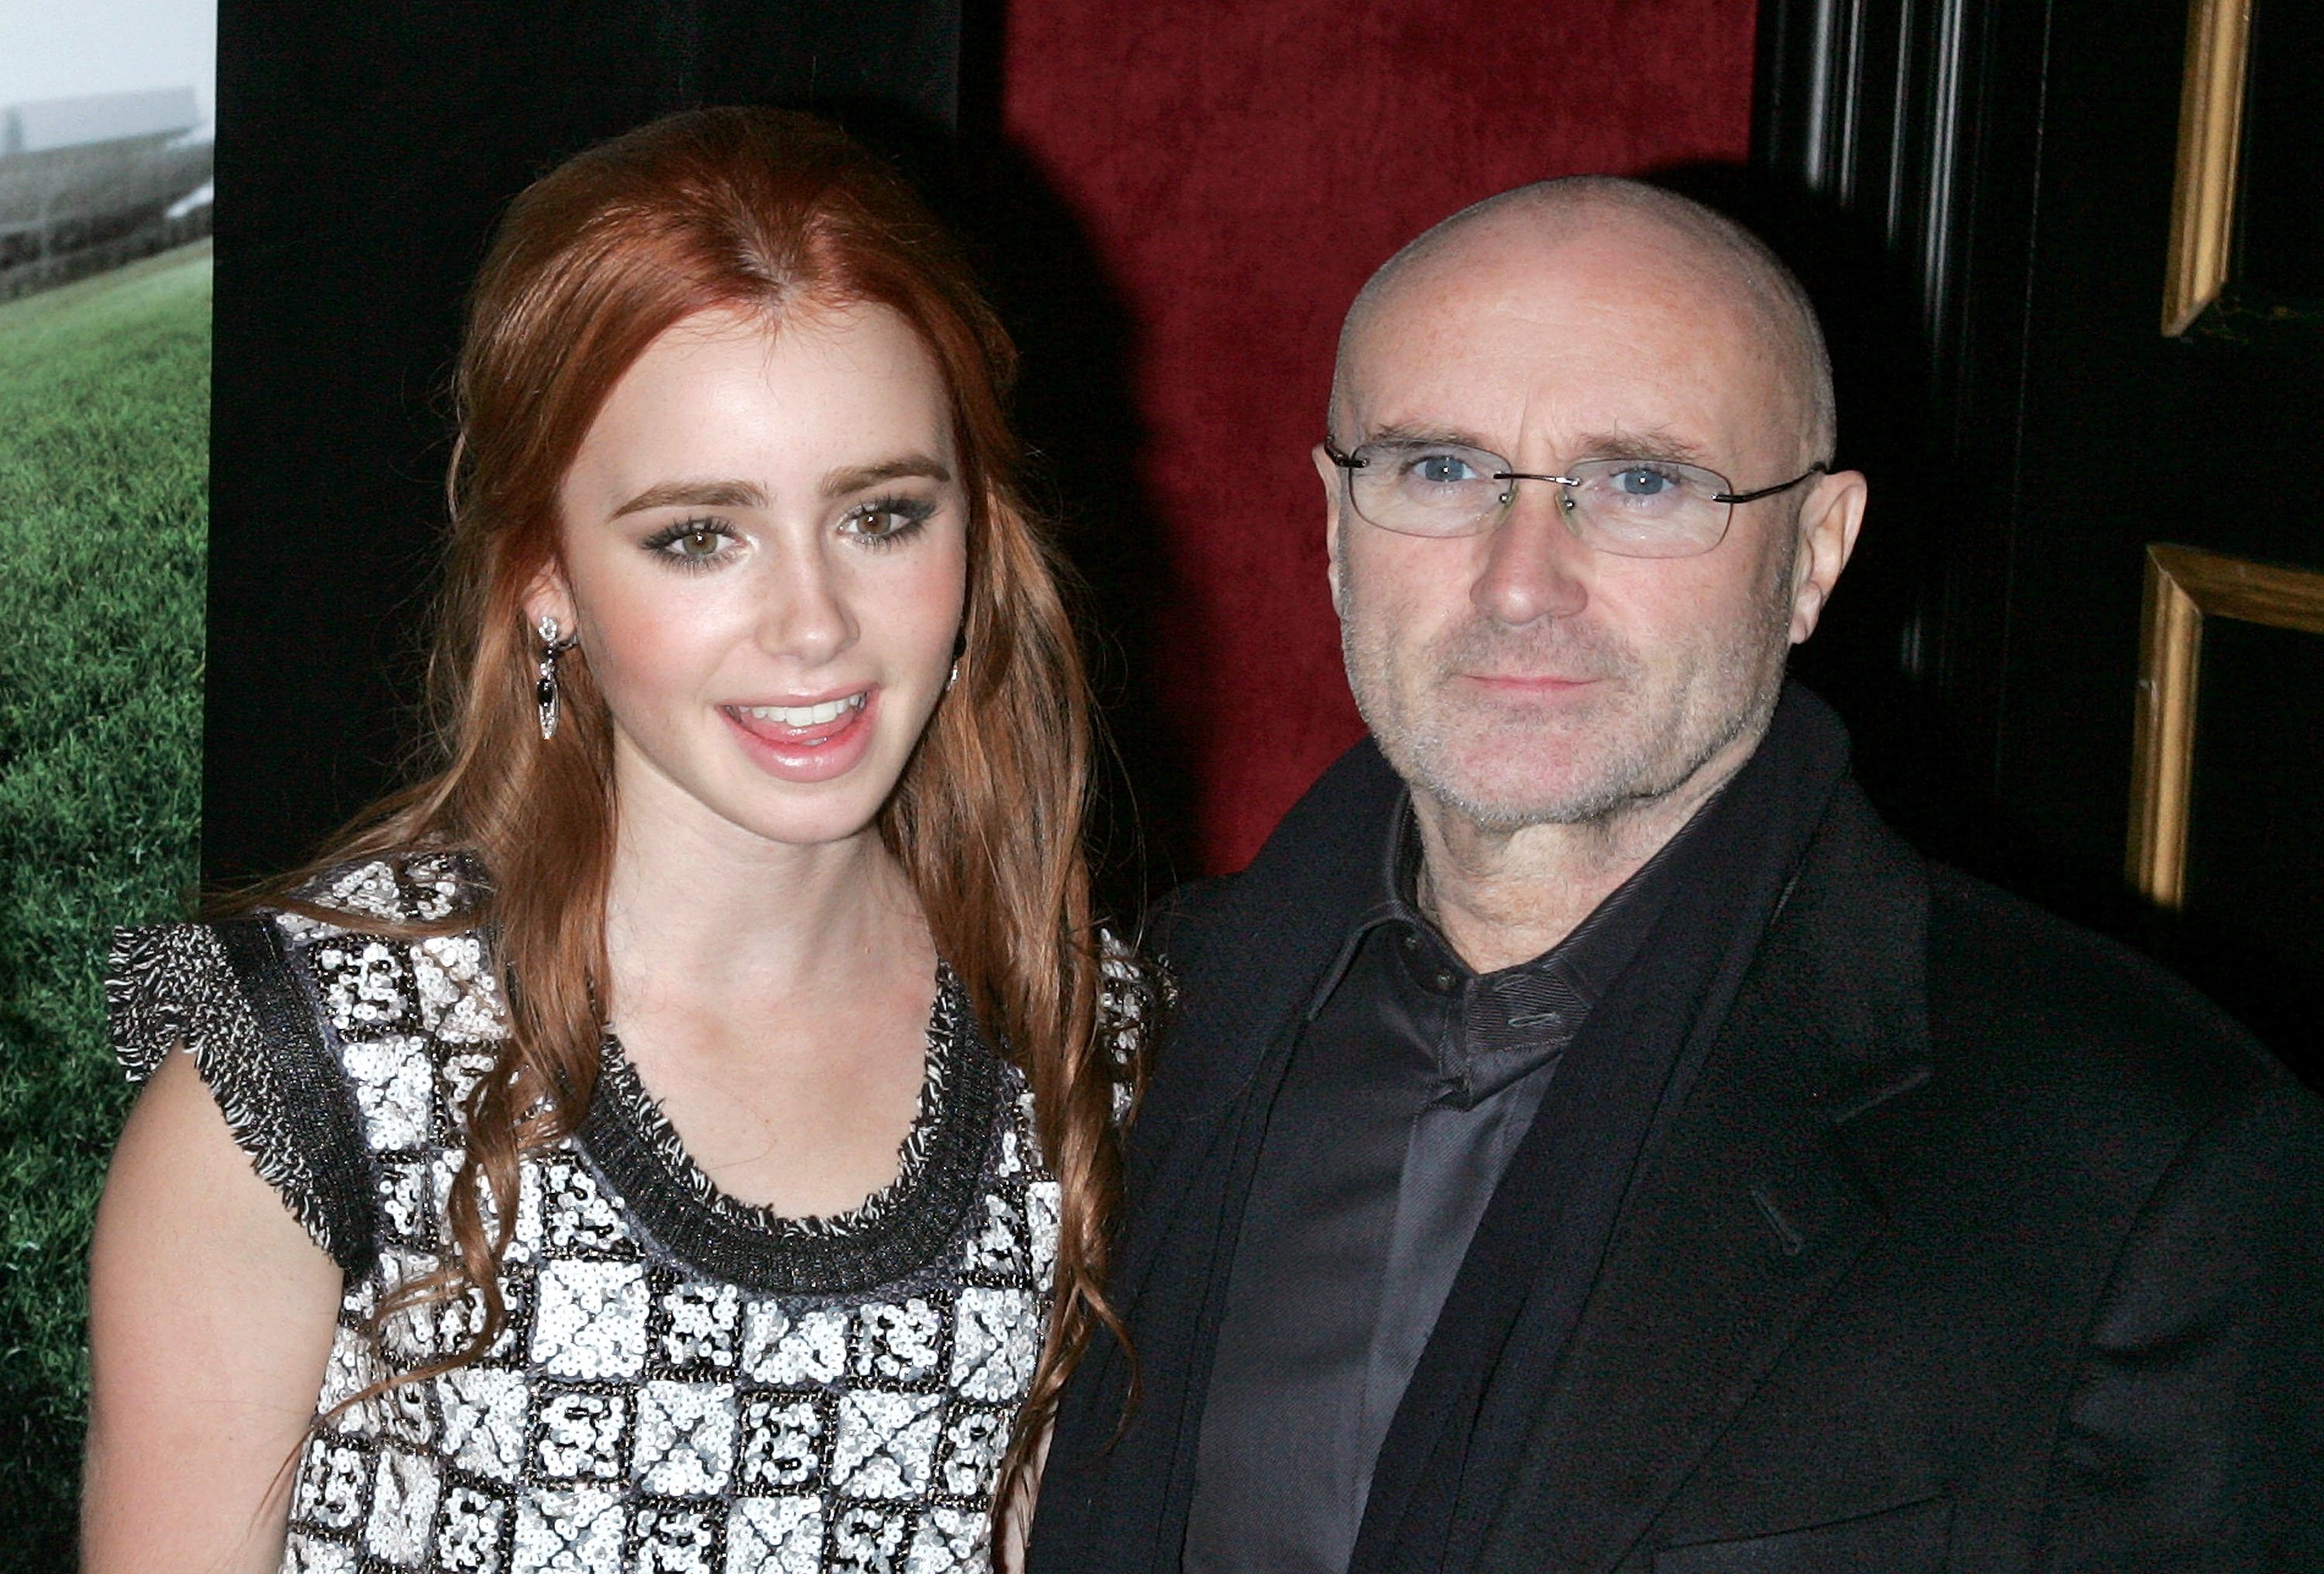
<box><xmin>1029</xmin><ymin>726</ymin><xmax>2324</xmax><ymax>1573</ymax></box>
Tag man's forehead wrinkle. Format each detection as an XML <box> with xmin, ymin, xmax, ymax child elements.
<box><xmin>1346</xmin><ymin>286</ymin><xmax>1747</xmax><ymax>464</ymax></box>
<box><xmin>1352</xmin><ymin>235</ymin><xmax>1755</xmax><ymax>392</ymax></box>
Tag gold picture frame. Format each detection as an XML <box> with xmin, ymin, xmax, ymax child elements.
<box><xmin>2129</xmin><ymin>543</ymin><xmax>2324</xmax><ymax>906</ymax></box>
<box><xmin>2161</xmin><ymin>0</ymin><xmax>2254</xmax><ymax>336</ymax></box>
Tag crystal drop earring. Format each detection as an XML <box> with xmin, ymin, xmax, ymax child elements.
<box><xmin>535</xmin><ymin>615</ymin><xmax>579</xmax><ymax>740</ymax></box>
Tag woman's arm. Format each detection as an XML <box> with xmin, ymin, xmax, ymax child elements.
<box><xmin>83</xmin><ymin>1046</ymin><xmax>345</xmax><ymax>1574</ymax></box>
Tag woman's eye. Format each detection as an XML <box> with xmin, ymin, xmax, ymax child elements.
<box><xmin>642</xmin><ymin>520</ymin><xmax>737</xmax><ymax>565</ymax></box>
<box><xmin>844</xmin><ymin>498</ymin><xmax>934</xmax><ymax>544</ymax></box>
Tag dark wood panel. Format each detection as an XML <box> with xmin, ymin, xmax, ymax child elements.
<box><xmin>1755</xmin><ymin>0</ymin><xmax>2324</xmax><ymax>1080</ymax></box>
<box><xmin>2185</xmin><ymin>616</ymin><xmax>2324</xmax><ymax>982</ymax></box>
<box><xmin>2236</xmin><ymin>0</ymin><xmax>2324</xmax><ymax>299</ymax></box>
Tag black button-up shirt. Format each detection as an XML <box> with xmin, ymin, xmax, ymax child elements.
<box><xmin>1182</xmin><ymin>793</ymin><xmax>1707</xmax><ymax>1574</ymax></box>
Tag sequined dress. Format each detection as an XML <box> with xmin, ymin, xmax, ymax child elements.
<box><xmin>107</xmin><ymin>857</ymin><xmax>1102</xmax><ymax>1574</ymax></box>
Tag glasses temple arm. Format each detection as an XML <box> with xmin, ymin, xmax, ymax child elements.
<box><xmin>1710</xmin><ymin>462</ymin><xmax>1830</xmax><ymax>505</ymax></box>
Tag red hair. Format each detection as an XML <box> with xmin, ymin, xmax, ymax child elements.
<box><xmin>270</xmin><ymin>107</ymin><xmax>1126</xmax><ymax>1518</ymax></box>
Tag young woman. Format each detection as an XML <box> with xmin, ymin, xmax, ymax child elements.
<box><xmin>84</xmin><ymin>108</ymin><xmax>1139</xmax><ymax>1573</ymax></box>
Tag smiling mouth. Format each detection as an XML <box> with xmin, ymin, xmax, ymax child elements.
<box><xmin>735</xmin><ymin>692</ymin><xmax>868</xmax><ymax>728</ymax></box>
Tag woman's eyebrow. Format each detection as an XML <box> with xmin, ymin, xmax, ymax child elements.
<box><xmin>607</xmin><ymin>457</ymin><xmax>953</xmax><ymax>516</ymax></box>
<box><xmin>821</xmin><ymin>455</ymin><xmax>952</xmax><ymax>497</ymax></box>
<box><xmin>611</xmin><ymin>478</ymin><xmax>766</xmax><ymax>517</ymax></box>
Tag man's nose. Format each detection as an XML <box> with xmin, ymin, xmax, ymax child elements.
<box><xmin>756</xmin><ymin>537</ymin><xmax>857</xmax><ymax>662</ymax></box>
<box><xmin>1470</xmin><ymin>482</ymin><xmax>1590</xmax><ymax>625</ymax></box>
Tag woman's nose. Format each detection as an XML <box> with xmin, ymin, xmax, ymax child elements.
<box><xmin>755</xmin><ymin>537</ymin><xmax>858</xmax><ymax>663</ymax></box>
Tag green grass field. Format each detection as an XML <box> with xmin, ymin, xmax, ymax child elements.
<box><xmin>0</xmin><ymin>242</ymin><xmax>208</xmax><ymax>1557</ymax></box>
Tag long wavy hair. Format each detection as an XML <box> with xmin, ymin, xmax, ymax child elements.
<box><xmin>257</xmin><ymin>107</ymin><xmax>1126</xmax><ymax>1517</ymax></box>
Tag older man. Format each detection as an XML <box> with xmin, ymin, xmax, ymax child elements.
<box><xmin>1026</xmin><ymin>180</ymin><xmax>2324</xmax><ymax>1574</ymax></box>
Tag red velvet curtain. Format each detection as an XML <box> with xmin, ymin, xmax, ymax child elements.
<box><xmin>1002</xmin><ymin>1</ymin><xmax>1758</xmax><ymax>873</ymax></box>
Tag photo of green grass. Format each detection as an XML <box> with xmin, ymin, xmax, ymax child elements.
<box><xmin>0</xmin><ymin>239</ymin><xmax>208</xmax><ymax>1556</ymax></box>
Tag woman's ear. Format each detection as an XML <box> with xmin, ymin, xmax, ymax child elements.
<box><xmin>521</xmin><ymin>562</ymin><xmax>576</xmax><ymax>641</ymax></box>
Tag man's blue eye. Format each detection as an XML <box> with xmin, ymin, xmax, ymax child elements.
<box><xmin>1414</xmin><ymin>455</ymin><xmax>1479</xmax><ymax>485</ymax></box>
<box><xmin>1613</xmin><ymin>467</ymin><xmax>1675</xmax><ymax>497</ymax></box>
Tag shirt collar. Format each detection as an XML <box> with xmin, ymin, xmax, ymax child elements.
<box><xmin>1300</xmin><ymin>792</ymin><xmax>1426</xmax><ymax>1021</ymax></box>
<box><xmin>1301</xmin><ymin>768</ymin><xmax>1731</xmax><ymax>1060</ymax></box>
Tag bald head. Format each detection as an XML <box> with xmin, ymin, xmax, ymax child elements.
<box><xmin>1336</xmin><ymin>178</ymin><xmax>1836</xmax><ymax>466</ymax></box>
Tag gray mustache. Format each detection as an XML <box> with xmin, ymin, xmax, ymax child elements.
<box><xmin>1430</xmin><ymin>619</ymin><xmax>1641</xmax><ymax>685</ymax></box>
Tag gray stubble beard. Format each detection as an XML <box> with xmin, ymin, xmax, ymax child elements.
<box><xmin>1341</xmin><ymin>539</ymin><xmax>1799</xmax><ymax>837</ymax></box>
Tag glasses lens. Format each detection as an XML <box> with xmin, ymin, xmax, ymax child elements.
<box><xmin>1565</xmin><ymin>459</ymin><xmax>1731</xmax><ymax>558</ymax></box>
<box><xmin>1346</xmin><ymin>441</ymin><xmax>1507</xmax><ymax>537</ymax></box>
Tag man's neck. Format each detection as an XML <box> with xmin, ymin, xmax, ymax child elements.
<box><xmin>1411</xmin><ymin>731</ymin><xmax>1761</xmax><ymax>974</ymax></box>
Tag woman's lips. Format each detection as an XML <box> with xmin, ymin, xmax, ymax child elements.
<box><xmin>721</xmin><ymin>688</ymin><xmax>878</xmax><ymax>782</ymax></box>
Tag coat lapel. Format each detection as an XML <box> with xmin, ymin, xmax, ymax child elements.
<box><xmin>1042</xmin><ymin>741</ymin><xmax>1406</xmax><ymax>1574</ymax></box>
<box><xmin>1116</xmin><ymin>737</ymin><xmax>1405</xmax><ymax>1303</ymax></box>
<box><xmin>1473</xmin><ymin>786</ymin><xmax>1941</xmax><ymax>1574</ymax></box>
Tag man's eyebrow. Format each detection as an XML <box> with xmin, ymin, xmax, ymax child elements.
<box><xmin>1569</xmin><ymin>429</ymin><xmax>1715</xmax><ymax>466</ymax></box>
<box><xmin>612</xmin><ymin>479</ymin><xmax>767</xmax><ymax>517</ymax></box>
<box><xmin>1356</xmin><ymin>424</ymin><xmax>1718</xmax><ymax>469</ymax></box>
<box><xmin>821</xmin><ymin>455</ymin><xmax>952</xmax><ymax>497</ymax></box>
<box><xmin>1360</xmin><ymin>423</ymin><xmax>1504</xmax><ymax>452</ymax></box>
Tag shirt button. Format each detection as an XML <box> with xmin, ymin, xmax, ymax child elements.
<box><xmin>1431</xmin><ymin>970</ymin><xmax>1456</xmax><ymax>992</ymax></box>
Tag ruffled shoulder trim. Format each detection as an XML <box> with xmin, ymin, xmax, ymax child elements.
<box><xmin>107</xmin><ymin>922</ymin><xmax>233</xmax><ymax>1084</ymax></box>
<box><xmin>105</xmin><ymin>919</ymin><xmax>380</xmax><ymax>1277</ymax></box>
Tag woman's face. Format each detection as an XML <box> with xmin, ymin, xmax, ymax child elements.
<box><xmin>535</xmin><ymin>301</ymin><xmax>969</xmax><ymax>854</ymax></box>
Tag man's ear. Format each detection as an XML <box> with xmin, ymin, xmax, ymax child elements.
<box><xmin>1315</xmin><ymin>442</ymin><xmax>1348</xmax><ymax>617</ymax></box>
<box><xmin>1786</xmin><ymin>468</ymin><xmax>1867</xmax><ymax>644</ymax></box>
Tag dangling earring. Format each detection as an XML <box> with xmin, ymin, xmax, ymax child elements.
<box><xmin>946</xmin><ymin>659</ymin><xmax>960</xmax><ymax>693</ymax></box>
<box><xmin>535</xmin><ymin>614</ymin><xmax>579</xmax><ymax>741</ymax></box>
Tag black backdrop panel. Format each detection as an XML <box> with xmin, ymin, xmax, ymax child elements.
<box><xmin>2240</xmin><ymin>0</ymin><xmax>2324</xmax><ymax>299</ymax></box>
<box><xmin>205</xmin><ymin>0</ymin><xmax>961</xmax><ymax>882</ymax></box>
<box><xmin>1754</xmin><ymin>0</ymin><xmax>2324</xmax><ymax>1080</ymax></box>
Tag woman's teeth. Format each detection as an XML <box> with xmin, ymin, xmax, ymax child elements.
<box><xmin>741</xmin><ymin>693</ymin><xmax>865</xmax><ymax>727</ymax></box>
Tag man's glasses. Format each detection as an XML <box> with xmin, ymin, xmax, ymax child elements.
<box><xmin>1322</xmin><ymin>437</ymin><xmax>1827</xmax><ymax>559</ymax></box>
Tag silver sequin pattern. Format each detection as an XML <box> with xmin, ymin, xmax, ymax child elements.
<box><xmin>104</xmin><ymin>857</ymin><xmax>1158</xmax><ymax>1574</ymax></box>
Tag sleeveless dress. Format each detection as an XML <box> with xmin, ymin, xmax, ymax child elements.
<box><xmin>107</xmin><ymin>855</ymin><xmax>1139</xmax><ymax>1574</ymax></box>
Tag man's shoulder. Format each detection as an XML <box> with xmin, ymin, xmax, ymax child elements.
<box><xmin>1129</xmin><ymin>738</ymin><xmax>1403</xmax><ymax>1113</ymax></box>
<box><xmin>1143</xmin><ymin>736</ymin><xmax>1401</xmax><ymax>979</ymax></box>
<box><xmin>1916</xmin><ymin>860</ymin><xmax>2318</xmax><ymax>1162</ymax></box>
<box><xmin>1140</xmin><ymin>873</ymin><xmax>1241</xmax><ymax>967</ymax></box>
<box><xmin>1769</xmin><ymin>782</ymin><xmax>2316</xmax><ymax>1208</ymax></box>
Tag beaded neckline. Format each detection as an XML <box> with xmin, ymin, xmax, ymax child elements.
<box><xmin>576</xmin><ymin>963</ymin><xmax>1003</xmax><ymax>1295</ymax></box>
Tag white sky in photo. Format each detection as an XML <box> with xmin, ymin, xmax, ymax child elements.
<box><xmin>0</xmin><ymin>0</ymin><xmax>216</xmax><ymax>137</ymax></box>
